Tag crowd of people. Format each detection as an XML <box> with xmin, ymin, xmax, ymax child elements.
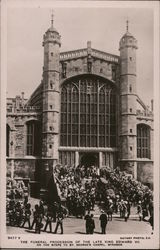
<box><xmin>7</xmin><ymin>178</ymin><xmax>28</xmax><ymax>200</ymax></box>
<box><xmin>98</xmin><ymin>166</ymin><xmax>153</xmax><ymax>225</ymax></box>
<box><xmin>54</xmin><ymin>165</ymin><xmax>97</xmax><ymax>217</ymax></box>
<box><xmin>54</xmin><ymin>165</ymin><xmax>153</xmax><ymax>225</ymax></box>
<box><xmin>6</xmin><ymin>164</ymin><xmax>154</xmax><ymax>234</ymax></box>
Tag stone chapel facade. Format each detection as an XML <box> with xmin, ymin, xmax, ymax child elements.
<box><xmin>6</xmin><ymin>18</ymin><xmax>154</xmax><ymax>190</ymax></box>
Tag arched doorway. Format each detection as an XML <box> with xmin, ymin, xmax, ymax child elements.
<box><xmin>80</xmin><ymin>152</ymin><xmax>99</xmax><ymax>168</ymax></box>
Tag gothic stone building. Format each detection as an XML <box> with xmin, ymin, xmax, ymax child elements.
<box><xmin>6</xmin><ymin>20</ymin><xmax>154</xmax><ymax>191</ymax></box>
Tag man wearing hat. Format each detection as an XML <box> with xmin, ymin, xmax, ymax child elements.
<box><xmin>99</xmin><ymin>210</ymin><xmax>108</xmax><ymax>234</ymax></box>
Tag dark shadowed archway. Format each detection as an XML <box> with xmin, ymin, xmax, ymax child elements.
<box><xmin>80</xmin><ymin>152</ymin><xmax>99</xmax><ymax>168</ymax></box>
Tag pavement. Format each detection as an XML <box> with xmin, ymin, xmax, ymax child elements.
<box><xmin>7</xmin><ymin>216</ymin><xmax>152</xmax><ymax>235</ymax></box>
<box><xmin>7</xmin><ymin>197</ymin><xmax>152</xmax><ymax>235</ymax></box>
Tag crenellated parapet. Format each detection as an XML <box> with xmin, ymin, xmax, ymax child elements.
<box><xmin>136</xmin><ymin>109</ymin><xmax>153</xmax><ymax>121</ymax></box>
<box><xmin>60</xmin><ymin>48</ymin><xmax>119</xmax><ymax>63</ymax></box>
<box><xmin>7</xmin><ymin>105</ymin><xmax>41</xmax><ymax>114</ymax></box>
<box><xmin>60</xmin><ymin>42</ymin><xmax>120</xmax><ymax>82</ymax></box>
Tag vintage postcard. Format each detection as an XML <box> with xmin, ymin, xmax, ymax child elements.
<box><xmin>0</xmin><ymin>0</ymin><xmax>159</xmax><ymax>249</ymax></box>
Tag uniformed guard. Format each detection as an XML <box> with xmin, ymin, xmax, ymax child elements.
<box><xmin>8</xmin><ymin>200</ymin><xmax>16</xmax><ymax>226</ymax></box>
<box><xmin>54</xmin><ymin>211</ymin><xmax>64</xmax><ymax>234</ymax></box>
<box><xmin>44</xmin><ymin>207</ymin><xmax>53</xmax><ymax>233</ymax></box>
<box><xmin>21</xmin><ymin>203</ymin><xmax>31</xmax><ymax>228</ymax></box>
<box><xmin>30</xmin><ymin>204</ymin><xmax>39</xmax><ymax>230</ymax></box>
<box><xmin>15</xmin><ymin>202</ymin><xmax>23</xmax><ymax>227</ymax></box>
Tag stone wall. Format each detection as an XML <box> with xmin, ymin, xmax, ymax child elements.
<box><xmin>6</xmin><ymin>159</ymin><xmax>36</xmax><ymax>180</ymax></box>
<box><xmin>60</xmin><ymin>56</ymin><xmax>119</xmax><ymax>82</ymax></box>
<box><xmin>7</xmin><ymin>113</ymin><xmax>40</xmax><ymax>158</ymax></box>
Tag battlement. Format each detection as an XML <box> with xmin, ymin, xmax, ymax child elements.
<box><xmin>7</xmin><ymin>105</ymin><xmax>41</xmax><ymax>114</ymax></box>
<box><xmin>136</xmin><ymin>109</ymin><xmax>153</xmax><ymax>119</ymax></box>
<box><xmin>60</xmin><ymin>48</ymin><xmax>119</xmax><ymax>63</ymax></box>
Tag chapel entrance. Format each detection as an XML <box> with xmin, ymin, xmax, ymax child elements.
<box><xmin>80</xmin><ymin>152</ymin><xmax>99</xmax><ymax>168</ymax></box>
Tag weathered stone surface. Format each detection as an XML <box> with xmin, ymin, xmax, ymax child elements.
<box><xmin>6</xmin><ymin>23</ymin><xmax>154</xmax><ymax>188</ymax></box>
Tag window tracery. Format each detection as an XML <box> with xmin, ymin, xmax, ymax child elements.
<box><xmin>60</xmin><ymin>75</ymin><xmax>117</xmax><ymax>147</ymax></box>
<box><xmin>137</xmin><ymin>124</ymin><xmax>151</xmax><ymax>159</ymax></box>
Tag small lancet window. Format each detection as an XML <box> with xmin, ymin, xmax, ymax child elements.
<box><xmin>62</xmin><ymin>62</ymin><xmax>67</xmax><ymax>78</ymax></box>
<box><xmin>129</xmin><ymin>85</ymin><xmax>132</xmax><ymax>93</ymax></box>
<box><xmin>50</xmin><ymin>80</ymin><xmax>53</xmax><ymax>89</ymax></box>
<box><xmin>87</xmin><ymin>55</ymin><xmax>92</xmax><ymax>73</ymax></box>
<box><xmin>112</xmin><ymin>65</ymin><xmax>116</xmax><ymax>81</ymax></box>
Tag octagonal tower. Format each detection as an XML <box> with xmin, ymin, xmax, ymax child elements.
<box><xmin>41</xmin><ymin>15</ymin><xmax>61</xmax><ymax>188</ymax></box>
<box><xmin>119</xmin><ymin>21</ymin><xmax>138</xmax><ymax>178</ymax></box>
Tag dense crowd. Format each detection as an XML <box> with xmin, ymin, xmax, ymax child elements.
<box><xmin>6</xmin><ymin>164</ymin><xmax>154</xmax><ymax>234</ymax></box>
<box><xmin>98</xmin><ymin>166</ymin><xmax>153</xmax><ymax>224</ymax></box>
<box><xmin>54</xmin><ymin>165</ymin><xmax>154</xmax><ymax>225</ymax></box>
<box><xmin>7</xmin><ymin>178</ymin><xmax>28</xmax><ymax>200</ymax></box>
<box><xmin>54</xmin><ymin>165</ymin><xmax>97</xmax><ymax>217</ymax></box>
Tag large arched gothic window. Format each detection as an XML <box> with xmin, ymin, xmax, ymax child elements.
<box><xmin>137</xmin><ymin>124</ymin><xmax>151</xmax><ymax>159</ymax></box>
<box><xmin>26</xmin><ymin>120</ymin><xmax>41</xmax><ymax>156</ymax></box>
<box><xmin>60</xmin><ymin>75</ymin><xmax>117</xmax><ymax>148</ymax></box>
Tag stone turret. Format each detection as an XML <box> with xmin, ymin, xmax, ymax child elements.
<box><xmin>119</xmin><ymin>21</ymin><xmax>138</xmax><ymax>178</ymax></box>
<box><xmin>41</xmin><ymin>14</ymin><xmax>61</xmax><ymax>188</ymax></box>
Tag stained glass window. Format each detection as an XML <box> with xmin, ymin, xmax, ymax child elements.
<box><xmin>137</xmin><ymin>124</ymin><xmax>151</xmax><ymax>159</ymax></box>
<box><xmin>26</xmin><ymin>121</ymin><xmax>41</xmax><ymax>156</ymax></box>
<box><xmin>60</xmin><ymin>75</ymin><xmax>117</xmax><ymax>147</ymax></box>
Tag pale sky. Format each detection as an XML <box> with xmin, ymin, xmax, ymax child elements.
<box><xmin>7</xmin><ymin>3</ymin><xmax>153</xmax><ymax>107</ymax></box>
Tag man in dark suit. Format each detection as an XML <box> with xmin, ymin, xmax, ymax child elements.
<box><xmin>99</xmin><ymin>210</ymin><xmax>108</xmax><ymax>234</ymax></box>
<box><xmin>84</xmin><ymin>211</ymin><xmax>91</xmax><ymax>234</ymax></box>
<box><xmin>88</xmin><ymin>214</ymin><xmax>95</xmax><ymax>234</ymax></box>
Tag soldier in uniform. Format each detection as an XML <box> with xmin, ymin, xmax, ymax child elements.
<box><xmin>8</xmin><ymin>200</ymin><xmax>16</xmax><ymax>226</ymax></box>
<box><xmin>54</xmin><ymin>211</ymin><xmax>64</xmax><ymax>234</ymax></box>
<box><xmin>39</xmin><ymin>200</ymin><xmax>45</xmax><ymax>222</ymax></box>
<box><xmin>21</xmin><ymin>203</ymin><xmax>31</xmax><ymax>228</ymax></box>
<box><xmin>14</xmin><ymin>202</ymin><xmax>23</xmax><ymax>227</ymax></box>
<box><xmin>30</xmin><ymin>204</ymin><xmax>39</xmax><ymax>230</ymax></box>
<box><xmin>44</xmin><ymin>207</ymin><xmax>53</xmax><ymax>233</ymax></box>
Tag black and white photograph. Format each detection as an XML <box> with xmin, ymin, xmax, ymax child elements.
<box><xmin>0</xmin><ymin>0</ymin><xmax>159</xmax><ymax>249</ymax></box>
